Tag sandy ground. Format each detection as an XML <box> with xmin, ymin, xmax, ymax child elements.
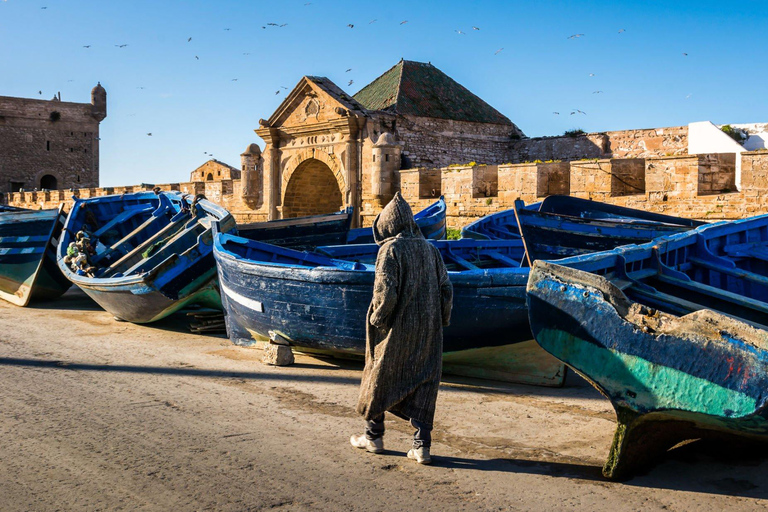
<box><xmin>1</xmin><ymin>289</ymin><xmax>767</xmax><ymax>511</ymax></box>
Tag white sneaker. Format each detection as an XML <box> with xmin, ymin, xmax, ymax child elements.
<box><xmin>407</xmin><ymin>447</ymin><xmax>432</xmax><ymax>465</ymax></box>
<box><xmin>350</xmin><ymin>434</ymin><xmax>384</xmax><ymax>454</ymax></box>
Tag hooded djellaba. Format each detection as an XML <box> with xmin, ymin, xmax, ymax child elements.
<box><xmin>356</xmin><ymin>192</ymin><xmax>453</xmax><ymax>426</ymax></box>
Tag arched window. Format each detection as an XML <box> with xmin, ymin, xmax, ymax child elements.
<box><xmin>206</xmin><ymin>173</ymin><xmax>214</xmax><ymax>181</ymax></box>
<box><xmin>40</xmin><ymin>174</ymin><xmax>57</xmax><ymax>190</ymax></box>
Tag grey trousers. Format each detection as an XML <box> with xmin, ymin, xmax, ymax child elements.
<box><xmin>365</xmin><ymin>413</ymin><xmax>433</xmax><ymax>449</ymax></box>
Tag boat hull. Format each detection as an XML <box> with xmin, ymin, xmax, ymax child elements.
<box><xmin>58</xmin><ymin>192</ymin><xmax>236</xmax><ymax>323</ymax></box>
<box><xmin>0</xmin><ymin>206</ymin><xmax>71</xmax><ymax>306</ymax></box>
<box><xmin>527</xmin><ymin>260</ymin><xmax>768</xmax><ymax>479</ymax></box>
<box><xmin>215</xmin><ymin>240</ymin><xmax>565</xmax><ymax>386</ymax></box>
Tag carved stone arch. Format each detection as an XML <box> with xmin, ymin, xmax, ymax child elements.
<box><xmin>280</xmin><ymin>148</ymin><xmax>346</xmax><ymax>206</ymax></box>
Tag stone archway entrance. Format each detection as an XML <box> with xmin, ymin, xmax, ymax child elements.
<box><xmin>282</xmin><ymin>158</ymin><xmax>343</xmax><ymax>218</ymax></box>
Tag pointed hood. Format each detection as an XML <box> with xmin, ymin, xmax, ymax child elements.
<box><xmin>372</xmin><ymin>192</ymin><xmax>422</xmax><ymax>245</ymax></box>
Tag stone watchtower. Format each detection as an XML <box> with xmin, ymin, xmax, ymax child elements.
<box><xmin>0</xmin><ymin>84</ymin><xmax>107</xmax><ymax>194</ymax></box>
<box><xmin>370</xmin><ymin>132</ymin><xmax>401</xmax><ymax>205</ymax></box>
<box><xmin>240</xmin><ymin>143</ymin><xmax>263</xmax><ymax>205</ymax></box>
<box><xmin>91</xmin><ymin>82</ymin><xmax>107</xmax><ymax>122</ymax></box>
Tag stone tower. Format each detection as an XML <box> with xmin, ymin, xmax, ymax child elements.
<box><xmin>370</xmin><ymin>132</ymin><xmax>400</xmax><ymax>204</ymax></box>
<box><xmin>91</xmin><ymin>82</ymin><xmax>107</xmax><ymax>122</ymax></box>
<box><xmin>240</xmin><ymin>143</ymin><xmax>263</xmax><ymax>204</ymax></box>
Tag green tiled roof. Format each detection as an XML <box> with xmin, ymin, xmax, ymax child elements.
<box><xmin>353</xmin><ymin>60</ymin><xmax>513</xmax><ymax>126</ymax></box>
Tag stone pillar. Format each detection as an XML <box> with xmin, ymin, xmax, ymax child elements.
<box><xmin>240</xmin><ymin>143</ymin><xmax>263</xmax><ymax>206</ymax></box>
<box><xmin>256</xmin><ymin>124</ymin><xmax>281</xmax><ymax>220</ymax></box>
<box><xmin>370</xmin><ymin>132</ymin><xmax>401</xmax><ymax>206</ymax></box>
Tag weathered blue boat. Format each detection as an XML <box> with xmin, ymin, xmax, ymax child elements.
<box><xmin>526</xmin><ymin>214</ymin><xmax>768</xmax><ymax>479</ymax></box>
<box><xmin>460</xmin><ymin>201</ymin><xmax>541</xmax><ymax>240</ymax></box>
<box><xmin>237</xmin><ymin>208</ymin><xmax>354</xmax><ymax>251</ymax></box>
<box><xmin>346</xmin><ymin>196</ymin><xmax>447</xmax><ymax>244</ymax></box>
<box><xmin>57</xmin><ymin>191</ymin><xmax>236</xmax><ymax>323</ymax></box>
<box><xmin>0</xmin><ymin>205</ymin><xmax>71</xmax><ymax>306</ymax></box>
<box><xmin>513</xmin><ymin>195</ymin><xmax>704</xmax><ymax>264</ymax></box>
<box><xmin>236</xmin><ymin>196</ymin><xmax>446</xmax><ymax>249</ymax></box>
<box><xmin>213</xmin><ymin>235</ymin><xmax>565</xmax><ymax>386</ymax></box>
<box><xmin>0</xmin><ymin>204</ymin><xmax>27</xmax><ymax>213</ymax></box>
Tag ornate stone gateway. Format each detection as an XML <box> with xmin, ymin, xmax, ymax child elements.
<box><xmin>253</xmin><ymin>76</ymin><xmax>370</xmax><ymax>226</ymax></box>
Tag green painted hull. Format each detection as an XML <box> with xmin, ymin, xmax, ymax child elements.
<box><xmin>527</xmin><ymin>261</ymin><xmax>768</xmax><ymax>479</ymax></box>
<box><xmin>0</xmin><ymin>207</ymin><xmax>71</xmax><ymax>306</ymax></box>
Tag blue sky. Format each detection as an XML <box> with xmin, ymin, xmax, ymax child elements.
<box><xmin>2</xmin><ymin>0</ymin><xmax>766</xmax><ymax>186</ymax></box>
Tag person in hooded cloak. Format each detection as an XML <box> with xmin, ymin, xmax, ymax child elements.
<box><xmin>350</xmin><ymin>192</ymin><xmax>453</xmax><ymax>464</ymax></box>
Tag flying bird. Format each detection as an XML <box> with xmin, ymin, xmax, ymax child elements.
<box><xmin>494</xmin><ymin>48</ymin><xmax>504</xmax><ymax>55</ymax></box>
<box><xmin>369</xmin><ymin>19</ymin><xmax>377</xmax><ymax>24</ymax></box>
<box><xmin>147</xmin><ymin>133</ymin><xmax>152</xmax><ymax>136</ymax></box>
<box><xmin>567</xmin><ymin>34</ymin><xmax>584</xmax><ymax>39</ymax></box>
<box><xmin>280</xmin><ymin>23</ymin><xmax>287</xmax><ymax>27</ymax></box>
<box><xmin>224</xmin><ymin>28</ymin><xmax>231</xmax><ymax>31</ymax></box>
<box><xmin>571</xmin><ymin>109</ymin><xmax>587</xmax><ymax>115</ymax></box>
<box><xmin>685</xmin><ymin>93</ymin><xmax>692</xmax><ymax>99</ymax></box>
<box><xmin>231</xmin><ymin>78</ymin><xmax>238</xmax><ymax>81</ymax></box>
<box><xmin>275</xmin><ymin>90</ymin><xmax>281</xmax><ymax>95</ymax></box>
<box><xmin>83</xmin><ymin>45</ymin><xmax>91</xmax><ymax>48</ymax></box>
<box><xmin>553</xmin><ymin>112</ymin><xmax>560</xmax><ymax>115</ymax></box>
<box><xmin>618</xmin><ymin>28</ymin><xmax>626</xmax><ymax>33</ymax></box>
<box><xmin>243</xmin><ymin>52</ymin><xmax>250</xmax><ymax>55</ymax></box>
<box><xmin>115</xmin><ymin>44</ymin><xmax>128</xmax><ymax>48</ymax></box>
<box><xmin>38</xmin><ymin>90</ymin><xmax>42</xmax><ymax>95</ymax></box>
<box><xmin>588</xmin><ymin>73</ymin><xmax>595</xmax><ymax>77</ymax></box>
<box><xmin>682</xmin><ymin>52</ymin><xmax>688</xmax><ymax>56</ymax></box>
<box><xmin>472</xmin><ymin>26</ymin><xmax>480</xmax><ymax>30</ymax></box>
<box><xmin>455</xmin><ymin>30</ymin><xmax>465</xmax><ymax>35</ymax></box>
<box><xmin>400</xmin><ymin>20</ymin><xmax>408</xmax><ymax>25</ymax></box>
<box><xmin>347</xmin><ymin>23</ymin><xmax>354</xmax><ymax>28</ymax></box>
<box><xmin>195</xmin><ymin>55</ymin><xmax>199</xmax><ymax>60</ymax></box>
<box><xmin>267</xmin><ymin>23</ymin><xmax>278</xmax><ymax>26</ymax></box>
<box><xmin>41</xmin><ymin>6</ymin><xmax>47</xmax><ymax>9</ymax></box>
<box><xmin>348</xmin><ymin>80</ymin><xmax>354</xmax><ymax>86</ymax></box>
<box><xmin>592</xmin><ymin>90</ymin><xmax>603</xmax><ymax>94</ymax></box>
<box><xmin>345</xmin><ymin>68</ymin><xmax>352</xmax><ymax>72</ymax></box>
<box><xmin>137</xmin><ymin>86</ymin><xmax>145</xmax><ymax>89</ymax></box>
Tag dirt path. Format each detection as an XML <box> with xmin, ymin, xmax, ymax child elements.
<box><xmin>0</xmin><ymin>289</ymin><xmax>766</xmax><ymax>511</ymax></box>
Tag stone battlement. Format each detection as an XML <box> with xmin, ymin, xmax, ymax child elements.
<box><xmin>6</xmin><ymin>151</ymin><xmax>768</xmax><ymax>230</ymax></box>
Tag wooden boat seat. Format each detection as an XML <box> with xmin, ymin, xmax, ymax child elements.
<box><xmin>485</xmin><ymin>251</ymin><xmax>521</xmax><ymax>268</ymax></box>
<box><xmin>99</xmin><ymin>212</ymin><xmax>191</xmax><ymax>277</ymax></box>
<box><xmin>120</xmin><ymin>220</ymin><xmax>204</xmax><ymax>276</ymax></box>
<box><xmin>443</xmin><ymin>252</ymin><xmax>479</xmax><ymax>270</ymax></box>
<box><xmin>688</xmin><ymin>257</ymin><xmax>768</xmax><ymax>288</ymax></box>
<box><xmin>93</xmin><ymin>213</ymin><xmax>170</xmax><ymax>266</ymax></box>
<box><xmin>722</xmin><ymin>242</ymin><xmax>768</xmax><ymax>262</ymax></box>
<box><xmin>93</xmin><ymin>204</ymin><xmax>154</xmax><ymax>238</ymax></box>
<box><xmin>654</xmin><ymin>273</ymin><xmax>768</xmax><ymax>317</ymax></box>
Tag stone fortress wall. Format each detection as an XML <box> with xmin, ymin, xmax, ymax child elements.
<box><xmin>8</xmin><ymin>141</ymin><xmax>768</xmax><ymax>231</ymax></box>
<box><xmin>0</xmin><ymin>84</ymin><xmax>107</xmax><ymax>193</ymax></box>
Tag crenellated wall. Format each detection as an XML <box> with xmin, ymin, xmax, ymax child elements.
<box><xmin>6</xmin><ymin>151</ymin><xmax>768</xmax><ymax>232</ymax></box>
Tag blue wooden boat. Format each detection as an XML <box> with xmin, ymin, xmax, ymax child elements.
<box><xmin>513</xmin><ymin>195</ymin><xmax>704</xmax><ymax>264</ymax></box>
<box><xmin>237</xmin><ymin>208</ymin><xmax>354</xmax><ymax>251</ymax></box>
<box><xmin>346</xmin><ymin>196</ymin><xmax>447</xmax><ymax>244</ymax></box>
<box><xmin>213</xmin><ymin>235</ymin><xmax>565</xmax><ymax>386</ymax></box>
<box><xmin>526</xmin><ymin>214</ymin><xmax>768</xmax><ymax>479</ymax></box>
<box><xmin>460</xmin><ymin>201</ymin><xmax>540</xmax><ymax>240</ymax></box>
<box><xmin>0</xmin><ymin>204</ymin><xmax>27</xmax><ymax>213</ymax></box>
<box><xmin>236</xmin><ymin>197</ymin><xmax>446</xmax><ymax>250</ymax></box>
<box><xmin>0</xmin><ymin>205</ymin><xmax>71</xmax><ymax>306</ymax></box>
<box><xmin>57</xmin><ymin>191</ymin><xmax>236</xmax><ymax>323</ymax></box>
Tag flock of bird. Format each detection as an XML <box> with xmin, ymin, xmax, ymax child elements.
<box><xmin>19</xmin><ymin>3</ymin><xmax>699</xmax><ymax>139</ymax></box>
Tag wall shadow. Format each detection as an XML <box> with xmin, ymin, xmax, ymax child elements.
<box><xmin>0</xmin><ymin>357</ymin><xmax>360</xmax><ymax>386</ymax></box>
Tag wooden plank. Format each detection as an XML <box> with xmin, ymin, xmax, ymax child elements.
<box><xmin>688</xmin><ymin>256</ymin><xmax>768</xmax><ymax>288</ymax></box>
